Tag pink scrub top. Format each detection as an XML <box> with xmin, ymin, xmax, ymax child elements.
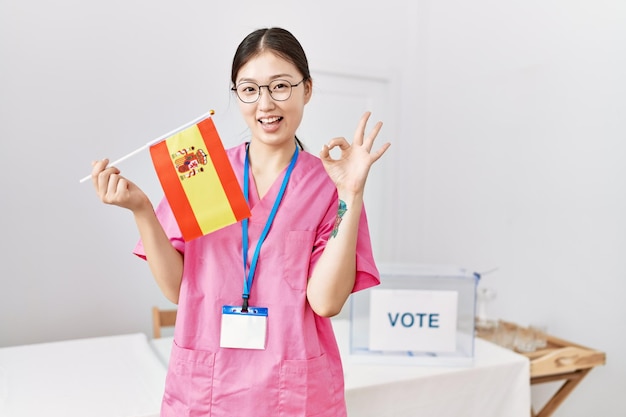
<box><xmin>135</xmin><ymin>143</ymin><xmax>380</xmax><ymax>417</ymax></box>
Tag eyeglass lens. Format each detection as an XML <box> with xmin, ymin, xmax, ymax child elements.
<box><xmin>235</xmin><ymin>79</ymin><xmax>294</xmax><ymax>103</ymax></box>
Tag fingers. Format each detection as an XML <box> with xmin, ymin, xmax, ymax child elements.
<box><xmin>91</xmin><ymin>158</ymin><xmax>123</xmax><ymax>201</ymax></box>
<box><xmin>357</xmin><ymin>112</ymin><xmax>388</xmax><ymax>161</ymax></box>
<box><xmin>354</xmin><ymin>112</ymin><xmax>385</xmax><ymax>152</ymax></box>
<box><xmin>91</xmin><ymin>159</ymin><xmax>108</xmax><ymax>191</ymax></box>
<box><xmin>320</xmin><ymin>137</ymin><xmax>350</xmax><ymax>160</ymax></box>
<box><xmin>353</xmin><ymin>112</ymin><xmax>372</xmax><ymax>146</ymax></box>
<box><xmin>363</xmin><ymin>121</ymin><xmax>383</xmax><ymax>152</ymax></box>
<box><xmin>326</xmin><ymin>137</ymin><xmax>350</xmax><ymax>150</ymax></box>
<box><xmin>370</xmin><ymin>141</ymin><xmax>391</xmax><ymax>163</ymax></box>
<box><xmin>91</xmin><ymin>158</ymin><xmax>108</xmax><ymax>179</ymax></box>
<box><xmin>322</xmin><ymin>111</ymin><xmax>390</xmax><ymax>163</ymax></box>
<box><xmin>105</xmin><ymin>172</ymin><xmax>122</xmax><ymax>199</ymax></box>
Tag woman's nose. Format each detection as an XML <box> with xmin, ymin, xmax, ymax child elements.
<box><xmin>257</xmin><ymin>87</ymin><xmax>275</xmax><ymax>110</ymax></box>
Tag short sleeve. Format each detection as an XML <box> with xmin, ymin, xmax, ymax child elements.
<box><xmin>352</xmin><ymin>208</ymin><xmax>380</xmax><ymax>292</ymax></box>
<box><xmin>310</xmin><ymin>203</ymin><xmax>380</xmax><ymax>294</ymax></box>
<box><xmin>133</xmin><ymin>197</ymin><xmax>186</xmax><ymax>259</ymax></box>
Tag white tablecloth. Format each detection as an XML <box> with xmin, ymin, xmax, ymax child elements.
<box><xmin>334</xmin><ymin>320</ymin><xmax>530</xmax><ymax>417</ymax></box>
<box><xmin>0</xmin><ymin>333</ymin><xmax>165</xmax><ymax>417</ymax></box>
<box><xmin>151</xmin><ymin>320</ymin><xmax>531</xmax><ymax>417</ymax></box>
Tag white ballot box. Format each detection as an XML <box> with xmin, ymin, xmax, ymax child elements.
<box><xmin>350</xmin><ymin>264</ymin><xmax>479</xmax><ymax>366</ymax></box>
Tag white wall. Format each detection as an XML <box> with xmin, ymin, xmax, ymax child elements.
<box><xmin>1</xmin><ymin>1</ymin><xmax>624</xmax><ymax>416</ymax></box>
<box><xmin>393</xmin><ymin>2</ymin><xmax>626</xmax><ymax>416</ymax></box>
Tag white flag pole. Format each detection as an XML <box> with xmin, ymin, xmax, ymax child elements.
<box><xmin>79</xmin><ymin>109</ymin><xmax>215</xmax><ymax>183</ymax></box>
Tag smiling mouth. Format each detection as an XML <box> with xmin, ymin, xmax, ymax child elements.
<box><xmin>258</xmin><ymin>116</ymin><xmax>283</xmax><ymax>124</ymax></box>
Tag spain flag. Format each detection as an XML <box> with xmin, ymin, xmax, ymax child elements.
<box><xmin>150</xmin><ymin>117</ymin><xmax>250</xmax><ymax>241</ymax></box>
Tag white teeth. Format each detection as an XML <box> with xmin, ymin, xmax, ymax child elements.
<box><xmin>259</xmin><ymin>116</ymin><xmax>281</xmax><ymax>124</ymax></box>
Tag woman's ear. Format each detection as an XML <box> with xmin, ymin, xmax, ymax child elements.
<box><xmin>303</xmin><ymin>78</ymin><xmax>313</xmax><ymax>104</ymax></box>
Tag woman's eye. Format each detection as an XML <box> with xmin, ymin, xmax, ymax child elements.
<box><xmin>240</xmin><ymin>85</ymin><xmax>258</xmax><ymax>94</ymax></box>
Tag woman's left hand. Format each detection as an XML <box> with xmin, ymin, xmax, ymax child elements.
<box><xmin>320</xmin><ymin>111</ymin><xmax>391</xmax><ymax>196</ymax></box>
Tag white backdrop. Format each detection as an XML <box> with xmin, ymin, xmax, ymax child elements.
<box><xmin>1</xmin><ymin>1</ymin><xmax>625</xmax><ymax>416</ymax></box>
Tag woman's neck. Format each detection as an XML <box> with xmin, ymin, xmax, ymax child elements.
<box><xmin>247</xmin><ymin>139</ymin><xmax>297</xmax><ymax>198</ymax></box>
<box><xmin>247</xmin><ymin>140</ymin><xmax>297</xmax><ymax>177</ymax></box>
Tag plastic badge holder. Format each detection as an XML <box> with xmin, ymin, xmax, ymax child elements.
<box><xmin>350</xmin><ymin>264</ymin><xmax>479</xmax><ymax>366</ymax></box>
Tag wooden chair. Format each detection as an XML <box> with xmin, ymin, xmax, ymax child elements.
<box><xmin>152</xmin><ymin>306</ymin><xmax>177</xmax><ymax>339</ymax></box>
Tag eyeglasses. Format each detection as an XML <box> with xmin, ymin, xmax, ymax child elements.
<box><xmin>231</xmin><ymin>78</ymin><xmax>306</xmax><ymax>103</ymax></box>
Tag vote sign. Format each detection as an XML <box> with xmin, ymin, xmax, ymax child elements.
<box><xmin>369</xmin><ymin>289</ymin><xmax>459</xmax><ymax>352</ymax></box>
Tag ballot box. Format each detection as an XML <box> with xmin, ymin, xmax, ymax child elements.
<box><xmin>350</xmin><ymin>264</ymin><xmax>479</xmax><ymax>366</ymax></box>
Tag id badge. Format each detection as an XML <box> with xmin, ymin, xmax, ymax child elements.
<box><xmin>220</xmin><ymin>305</ymin><xmax>268</xmax><ymax>350</ymax></box>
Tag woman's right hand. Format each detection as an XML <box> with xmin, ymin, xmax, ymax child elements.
<box><xmin>91</xmin><ymin>159</ymin><xmax>152</xmax><ymax>213</ymax></box>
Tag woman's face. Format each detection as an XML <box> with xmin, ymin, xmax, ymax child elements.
<box><xmin>234</xmin><ymin>51</ymin><xmax>312</xmax><ymax>149</ymax></box>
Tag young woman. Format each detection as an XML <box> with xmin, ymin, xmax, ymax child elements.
<box><xmin>91</xmin><ymin>27</ymin><xmax>390</xmax><ymax>417</ymax></box>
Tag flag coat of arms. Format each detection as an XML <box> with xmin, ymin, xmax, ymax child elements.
<box><xmin>149</xmin><ymin>117</ymin><xmax>250</xmax><ymax>241</ymax></box>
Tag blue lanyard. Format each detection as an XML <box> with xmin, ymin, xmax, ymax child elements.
<box><xmin>241</xmin><ymin>143</ymin><xmax>299</xmax><ymax>311</ymax></box>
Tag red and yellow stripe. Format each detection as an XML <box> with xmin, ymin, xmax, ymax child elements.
<box><xmin>150</xmin><ymin>117</ymin><xmax>250</xmax><ymax>241</ymax></box>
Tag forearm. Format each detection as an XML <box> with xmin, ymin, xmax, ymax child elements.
<box><xmin>134</xmin><ymin>206</ymin><xmax>184</xmax><ymax>304</ymax></box>
<box><xmin>307</xmin><ymin>193</ymin><xmax>363</xmax><ymax>317</ymax></box>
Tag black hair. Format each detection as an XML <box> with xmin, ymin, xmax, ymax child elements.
<box><xmin>231</xmin><ymin>27</ymin><xmax>310</xmax><ymax>150</ymax></box>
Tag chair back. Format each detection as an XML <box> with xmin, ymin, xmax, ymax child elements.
<box><xmin>152</xmin><ymin>306</ymin><xmax>177</xmax><ymax>338</ymax></box>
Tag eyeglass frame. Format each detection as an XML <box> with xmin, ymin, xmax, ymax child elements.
<box><xmin>231</xmin><ymin>77</ymin><xmax>307</xmax><ymax>103</ymax></box>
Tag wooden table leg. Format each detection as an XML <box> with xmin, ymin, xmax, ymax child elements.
<box><xmin>530</xmin><ymin>368</ymin><xmax>592</xmax><ymax>417</ymax></box>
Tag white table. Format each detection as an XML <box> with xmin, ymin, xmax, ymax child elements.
<box><xmin>151</xmin><ymin>320</ymin><xmax>531</xmax><ymax>417</ymax></box>
<box><xmin>0</xmin><ymin>333</ymin><xmax>165</xmax><ymax>417</ymax></box>
<box><xmin>336</xmin><ymin>321</ymin><xmax>530</xmax><ymax>417</ymax></box>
